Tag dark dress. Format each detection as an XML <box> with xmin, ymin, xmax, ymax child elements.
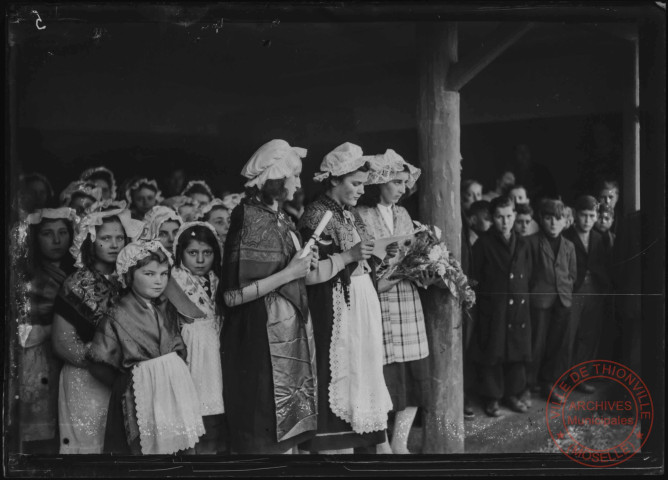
<box><xmin>298</xmin><ymin>195</ymin><xmax>387</xmax><ymax>452</ymax></box>
<box><xmin>220</xmin><ymin>198</ymin><xmax>317</xmax><ymax>454</ymax></box>
<box><xmin>18</xmin><ymin>261</ymin><xmax>70</xmax><ymax>450</ymax></box>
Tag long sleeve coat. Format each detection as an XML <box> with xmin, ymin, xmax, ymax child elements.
<box><xmin>470</xmin><ymin>230</ymin><xmax>533</xmax><ymax>365</ymax></box>
<box><xmin>526</xmin><ymin>232</ymin><xmax>577</xmax><ymax>309</ymax></box>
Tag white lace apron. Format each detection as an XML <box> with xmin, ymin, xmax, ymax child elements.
<box><xmin>171</xmin><ymin>267</ymin><xmax>225</xmax><ymax>416</ymax></box>
<box><xmin>329</xmin><ymin>256</ymin><xmax>393</xmax><ymax>432</ymax></box>
<box><xmin>132</xmin><ymin>352</ymin><xmax>205</xmax><ymax>454</ymax></box>
<box><xmin>181</xmin><ymin>318</ymin><xmax>225</xmax><ymax>415</ymax></box>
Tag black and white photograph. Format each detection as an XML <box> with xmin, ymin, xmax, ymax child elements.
<box><xmin>4</xmin><ymin>2</ymin><xmax>665</xmax><ymax>476</ymax></box>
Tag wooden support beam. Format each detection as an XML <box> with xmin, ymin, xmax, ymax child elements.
<box><xmin>447</xmin><ymin>22</ymin><xmax>533</xmax><ymax>91</ymax></box>
<box><xmin>417</xmin><ymin>22</ymin><xmax>464</xmax><ymax>454</ymax></box>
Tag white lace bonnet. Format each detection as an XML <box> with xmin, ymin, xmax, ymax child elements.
<box><xmin>116</xmin><ymin>240</ymin><xmax>173</xmax><ymax>288</ymax></box>
<box><xmin>365</xmin><ymin>149</ymin><xmax>421</xmax><ymax>189</ymax></box>
<box><xmin>70</xmin><ymin>208</ymin><xmax>145</xmax><ymax>268</ymax></box>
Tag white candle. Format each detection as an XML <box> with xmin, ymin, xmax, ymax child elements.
<box><xmin>300</xmin><ymin>210</ymin><xmax>333</xmax><ymax>258</ymax></box>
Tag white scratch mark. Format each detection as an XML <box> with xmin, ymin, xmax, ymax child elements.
<box><xmin>32</xmin><ymin>10</ymin><xmax>46</xmax><ymax>30</ymax></box>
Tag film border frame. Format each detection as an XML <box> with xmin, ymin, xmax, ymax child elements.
<box><xmin>4</xmin><ymin>1</ymin><xmax>664</xmax><ymax>476</ymax></box>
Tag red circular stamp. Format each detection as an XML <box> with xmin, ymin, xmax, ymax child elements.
<box><xmin>546</xmin><ymin>360</ymin><xmax>654</xmax><ymax>468</ymax></box>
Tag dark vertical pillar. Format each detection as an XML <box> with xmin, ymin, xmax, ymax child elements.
<box><xmin>417</xmin><ymin>22</ymin><xmax>465</xmax><ymax>454</ymax></box>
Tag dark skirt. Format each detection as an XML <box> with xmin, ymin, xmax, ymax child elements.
<box><xmin>222</xmin><ymin>299</ymin><xmax>315</xmax><ymax>454</ymax></box>
<box><xmin>300</xmin><ymin>281</ymin><xmax>387</xmax><ymax>453</ymax></box>
<box><xmin>103</xmin><ymin>372</ymin><xmax>138</xmax><ymax>455</ymax></box>
<box><xmin>383</xmin><ymin>357</ymin><xmax>431</xmax><ymax>412</ymax></box>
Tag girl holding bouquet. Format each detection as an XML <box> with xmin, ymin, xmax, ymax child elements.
<box><xmin>357</xmin><ymin>149</ymin><xmax>436</xmax><ymax>454</ymax></box>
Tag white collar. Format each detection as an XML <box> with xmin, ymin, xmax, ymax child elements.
<box><xmin>377</xmin><ymin>203</ymin><xmax>393</xmax><ymax>213</ymax></box>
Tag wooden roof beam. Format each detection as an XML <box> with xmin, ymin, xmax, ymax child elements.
<box><xmin>447</xmin><ymin>22</ymin><xmax>534</xmax><ymax>91</ymax></box>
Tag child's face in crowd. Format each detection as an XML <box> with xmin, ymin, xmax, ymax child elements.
<box><xmin>37</xmin><ymin>219</ymin><xmax>71</xmax><ymax>262</ymax></box>
<box><xmin>598</xmin><ymin>187</ymin><xmax>619</xmax><ymax>210</ymax></box>
<box><xmin>497</xmin><ymin>171</ymin><xmax>515</xmax><ymax>191</ymax></box>
<box><xmin>188</xmin><ymin>192</ymin><xmax>212</xmax><ymax>206</ymax></box>
<box><xmin>93</xmin><ymin>179</ymin><xmax>112</xmax><ymax>200</ymax></box>
<box><xmin>70</xmin><ymin>194</ymin><xmax>95</xmax><ymax>215</ymax></box>
<box><xmin>380</xmin><ymin>172</ymin><xmax>409</xmax><ymax>205</ymax></box>
<box><xmin>132</xmin><ymin>187</ymin><xmax>158</xmax><ymax>216</ymax></box>
<box><xmin>540</xmin><ymin>214</ymin><xmax>565</xmax><ymax>238</ymax></box>
<box><xmin>575</xmin><ymin>209</ymin><xmax>597</xmax><ymax>234</ymax></box>
<box><xmin>182</xmin><ymin>239</ymin><xmax>215</xmax><ymax>276</ymax></box>
<box><xmin>27</xmin><ymin>179</ymin><xmax>50</xmax><ymax>209</ymax></box>
<box><xmin>514</xmin><ymin>214</ymin><xmax>533</xmax><ymax>237</ymax></box>
<box><xmin>563</xmin><ymin>208</ymin><xmax>574</xmax><ymax>229</ymax></box>
<box><xmin>206</xmin><ymin>209</ymin><xmax>230</xmax><ymax>242</ymax></box>
<box><xmin>462</xmin><ymin>183</ymin><xmax>482</xmax><ymax>211</ymax></box>
<box><xmin>509</xmin><ymin>187</ymin><xmax>528</xmax><ymax>205</ymax></box>
<box><xmin>132</xmin><ymin>260</ymin><xmax>170</xmax><ymax>300</ymax></box>
<box><xmin>178</xmin><ymin>204</ymin><xmax>197</xmax><ymax>222</ymax></box>
<box><xmin>492</xmin><ymin>205</ymin><xmax>516</xmax><ymax>238</ymax></box>
<box><xmin>596</xmin><ymin>211</ymin><xmax>614</xmax><ymax>232</ymax></box>
<box><xmin>470</xmin><ymin>211</ymin><xmax>492</xmax><ymax>234</ymax></box>
<box><xmin>94</xmin><ymin>221</ymin><xmax>126</xmax><ymax>264</ymax></box>
<box><xmin>158</xmin><ymin>220</ymin><xmax>180</xmax><ymax>251</ymax></box>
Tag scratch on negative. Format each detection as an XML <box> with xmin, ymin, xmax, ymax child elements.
<box><xmin>129</xmin><ymin>466</ymin><xmax>183</xmax><ymax>472</ymax></box>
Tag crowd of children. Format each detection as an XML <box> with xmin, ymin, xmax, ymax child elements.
<box><xmin>12</xmin><ymin>144</ymin><xmax>623</xmax><ymax>456</ymax></box>
<box><xmin>461</xmin><ymin>174</ymin><xmax>619</xmax><ymax>416</ymax></box>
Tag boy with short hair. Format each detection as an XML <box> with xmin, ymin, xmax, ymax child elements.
<box><xmin>507</xmin><ymin>185</ymin><xmax>529</xmax><ymax>206</ymax></box>
<box><xmin>471</xmin><ymin>196</ymin><xmax>532</xmax><ymax>417</ymax></box>
<box><xmin>563</xmin><ymin>196</ymin><xmax>612</xmax><ymax>392</ymax></box>
<box><xmin>466</xmin><ymin>200</ymin><xmax>492</xmax><ymax>245</ymax></box>
<box><xmin>514</xmin><ymin>203</ymin><xmax>539</xmax><ymax>237</ymax></box>
<box><xmin>595</xmin><ymin>204</ymin><xmax>615</xmax><ymax>248</ymax></box>
<box><xmin>526</xmin><ymin>198</ymin><xmax>577</xmax><ymax>403</ymax></box>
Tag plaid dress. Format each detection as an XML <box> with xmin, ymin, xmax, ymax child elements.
<box><xmin>357</xmin><ymin>205</ymin><xmax>429</xmax><ymax>364</ymax></box>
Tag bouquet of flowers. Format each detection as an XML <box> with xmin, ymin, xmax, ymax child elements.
<box><xmin>382</xmin><ymin>221</ymin><xmax>476</xmax><ymax>310</ymax></box>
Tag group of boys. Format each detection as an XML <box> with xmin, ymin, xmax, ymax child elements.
<box><xmin>461</xmin><ymin>178</ymin><xmax>617</xmax><ymax>417</ymax></box>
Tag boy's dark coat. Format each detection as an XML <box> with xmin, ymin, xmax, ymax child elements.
<box><xmin>526</xmin><ymin>232</ymin><xmax>577</xmax><ymax>308</ymax></box>
<box><xmin>562</xmin><ymin>227</ymin><xmax>612</xmax><ymax>293</ymax></box>
<box><xmin>471</xmin><ymin>230</ymin><xmax>532</xmax><ymax>365</ymax></box>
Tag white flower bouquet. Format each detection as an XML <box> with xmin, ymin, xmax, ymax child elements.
<box><xmin>383</xmin><ymin>221</ymin><xmax>476</xmax><ymax>309</ymax></box>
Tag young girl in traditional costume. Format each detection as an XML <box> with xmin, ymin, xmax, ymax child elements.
<box><xmin>126</xmin><ymin>178</ymin><xmax>163</xmax><ymax>220</ymax></box>
<box><xmin>17</xmin><ymin>208</ymin><xmax>77</xmax><ymax>454</ymax></box>
<box><xmin>168</xmin><ymin>222</ymin><xmax>226</xmax><ymax>454</ymax></box>
<box><xmin>181</xmin><ymin>180</ymin><xmax>215</xmax><ymax>206</ymax></box>
<box><xmin>80</xmin><ymin>166</ymin><xmax>117</xmax><ymax>201</ymax></box>
<box><xmin>357</xmin><ymin>149</ymin><xmax>436</xmax><ymax>454</ymax></box>
<box><xmin>298</xmin><ymin>142</ymin><xmax>394</xmax><ymax>454</ymax></box>
<box><xmin>198</xmin><ymin>198</ymin><xmax>233</xmax><ymax>250</ymax></box>
<box><xmin>87</xmin><ymin>241</ymin><xmax>205</xmax><ymax>455</ymax></box>
<box><xmin>52</xmin><ymin>208</ymin><xmax>143</xmax><ymax>454</ymax></box>
<box><xmin>140</xmin><ymin>205</ymin><xmax>183</xmax><ymax>254</ymax></box>
<box><xmin>59</xmin><ymin>181</ymin><xmax>102</xmax><ymax>215</ymax></box>
<box><xmin>161</xmin><ymin>195</ymin><xmax>201</xmax><ymax>222</ymax></box>
<box><xmin>221</xmin><ymin>139</ymin><xmax>330</xmax><ymax>454</ymax></box>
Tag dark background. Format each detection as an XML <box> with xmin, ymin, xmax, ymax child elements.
<box><xmin>11</xmin><ymin>15</ymin><xmax>630</xmax><ymax>205</ymax></box>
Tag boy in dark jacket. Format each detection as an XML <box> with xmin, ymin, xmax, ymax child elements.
<box><xmin>471</xmin><ymin>196</ymin><xmax>533</xmax><ymax>417</ymax></box>
<box><xmin>526</xmin><ymin>199</ymin><xmax>577</xmax><ymax>404</ymax></box>
<box><xmin>563</xmin><ymin>196</ymin><xmax>612</xmax><ymax>392</ymax></box>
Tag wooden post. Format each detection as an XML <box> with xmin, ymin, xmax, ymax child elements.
<box><xmin>417</xmin><ymin>22</ymin><xmax>465</xmax><ymax>454</ymax></box>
